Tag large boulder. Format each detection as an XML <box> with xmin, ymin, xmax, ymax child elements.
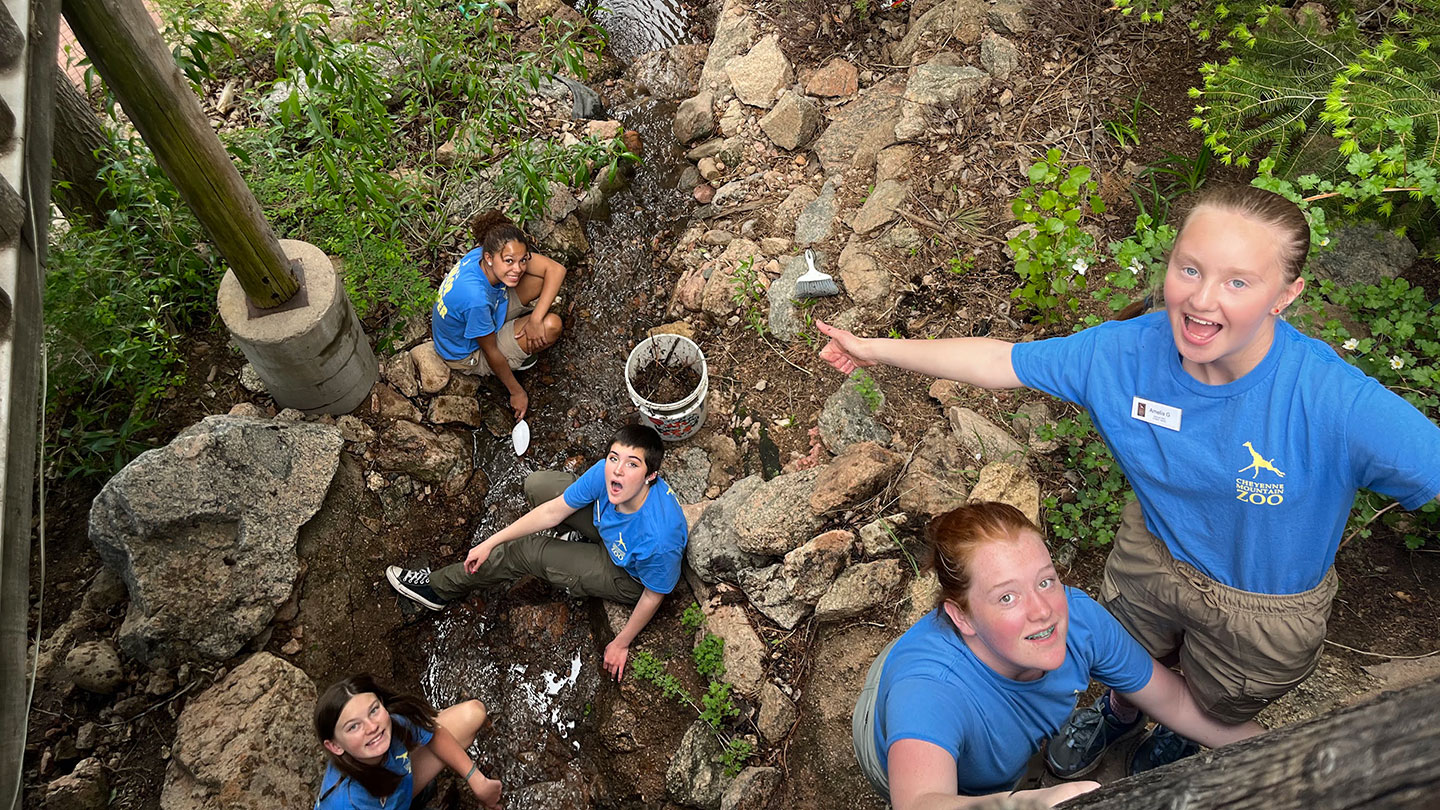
<box><xmin>161</xmin><ymin>653</ymin><xmax>320</xmax><ymax>810</ymax></box>
<box><xmin>666</xmin><ymin>720</ymin><xmax>732</xmax><ymax>809</ymax></box>
<box><xmin>89</xmin><ymin>416</ymin><xmax>342</xmax><ymax>665</ymax></box>
<box><xmin>529</xmin><ymin>212</ymin><xmax>590</xmax><ymax>265</ymax></box>
<box><xmin>734</xmin><ymin>469</ymin><xmax>823</xmax><ymax>555</ymax></box>
<box><xmin>813</xmin><ymin>76</ymin><xmax>905</xmax><ymax>178</ymax></box>
<box><xmin>893</xmin><ymin>0</ymin><xmax>985</xmax><ymax>65</ymax></box>
<box><xmin>698</xmin><ymin>0</ymin><xmax>757</xmax><ymax>96</ymax></box>
<box><xmin>686</xmin><ymin>475</ymin><xmax>768</xmax><ymax>583</ymax></box>
<box><xmin>372</xmin><ymin>420</ymin><xmax>472</xmax><ymax>495</ymax></box>
<box><xmin>810</xmin><ymin>442</ymin><xmax>904</xmax><ymax>513</ymax></box>
<box><xmin>726</xmin><ymin>34</ymin><xmax>793</xmax><ymax>109</ymax></box>
<box><xmin>815</xmin><ymin>559</ymin><xmax>906</xmax><ymax>622</ymax></box>
<box><xmin>759</xmin><ymin>92</ymin><xmax>825</xmax><ymax>151</ymax></box>
<box><xmin>897</xmin><ymin>425</ymin><xmax>971</xmax><ymax>518</ymax></box>
<box><xmin>894</xmin><ymin>64</ymin><xmax>991</xmax><ymax>141</ymax></box>
<box><xmin>1308</xmin><ymin>222</ymin><xmax>1418</xmax><ymax>286</ymax></box>
<box><xmin>818</xmin><ymin>375</ymin><xmax>891</xmax><ymax>454</ymax></box>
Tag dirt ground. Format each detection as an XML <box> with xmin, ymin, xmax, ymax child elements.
<box><xmin>23</xmin><ymin>0</ymin><xmax>1440</xmax><ymax>807</ymax></box>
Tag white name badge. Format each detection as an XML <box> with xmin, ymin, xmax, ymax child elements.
<box><xmin>1131</xmin><ymin>396</ymin><xmax>1182</xmax><ymax>431</ymax></box>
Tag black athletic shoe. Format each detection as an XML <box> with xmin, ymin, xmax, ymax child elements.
<box><xmin>1128</xmin><ymin>724</ymin><xmax>1200</xmax><ymax>775</ymax></box>
<box><xmin>1046</xmin><ymin>692</ymin><xmax>1144</xmax><ymax>779</ymax></box>
<box><xmin>385</xmin><ymin>566</ymin><xmax>448</xmax><ymax>611</ymax></box>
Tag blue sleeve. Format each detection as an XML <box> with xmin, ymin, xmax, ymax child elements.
<box><xmin>393</xmin><ymin>714</ymin><xmax>434</xmax><ymax>747</ymax></box>
<box><xmin>1073</xmin><ymin>591</ymin><xmax>1153</xmax><ymax>694</ymax></box>
<box><xmin>563</xmin><ymin>461</ymin><xmax>607</xmax><ymax>510</ymax></box>
<box><xmin>881</xmin><ymin>675</ymin><xmax>970</xmax><ymax>760</ymax></box>
<box><xmin>1011</xmin><ymin>326</ymin><xmax>1104</xmax><ymax>406</ymax></box>
<box><xmin>1347</xmin><ymin>382</ymin><xmax>1440</xmax><ymax>510</ymax></box>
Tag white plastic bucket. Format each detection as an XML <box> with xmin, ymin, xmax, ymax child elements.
<box><xmin>624</xmin><ymin>334</ymin><xmax>709</xmax><ymax>442</ymax></box>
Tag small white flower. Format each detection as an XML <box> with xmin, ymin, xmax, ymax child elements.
<box><xmin>1390</xmin><ymin>355</ymin><xmax>1404</xmax><ymax>370</ymax></box>
<box><xmin>1128</xmin><ymin>259</ymin><xmax>1144</xmax><ymax>276</ymax></box>
<box><xmin>1320</xmin><ymin>236</ymin><xmax>1331</xmax><ymax>247</ymax></box>
<box><xmin>1071</xmin><ymin>258</ymin><xmax>1089</xmax><ymax>276</ymax></box>
<box><xmin>1342</xmin><ymin>338</ymin><xmax>1359</xmax><ymax>351</ymax></box>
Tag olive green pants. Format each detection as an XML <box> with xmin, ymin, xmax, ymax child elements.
<box><xmin>428</xmin><ymin>471</ymin><xmax>644</xmax><ymax>604</ymax></box>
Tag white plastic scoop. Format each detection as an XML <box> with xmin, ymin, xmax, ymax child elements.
<box><xmin>511</xmin><ymin>419</ymin><xmax>530</xmax><ymax>456</ymax></box>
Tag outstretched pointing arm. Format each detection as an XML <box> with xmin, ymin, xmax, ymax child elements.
<box><xmin>817</xmin><ymin>321</ymin><xmax>1024</xmax><ymax>390</ymax></box>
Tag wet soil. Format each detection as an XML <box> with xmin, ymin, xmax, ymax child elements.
<box><xmin>631</xmin><ymin>359</ymin><xmax>702</xmax><ymax>405</ymax></box>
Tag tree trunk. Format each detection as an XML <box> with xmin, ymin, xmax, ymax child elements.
<box><xmin>61</xmin><ymin>0</ymin><xmax>298</xmax><ymax>307</ymax></box>
<box><xmin>51</xmin><ymin>70</ymin><xmax>114</xmax><ymax>229</ymax></box>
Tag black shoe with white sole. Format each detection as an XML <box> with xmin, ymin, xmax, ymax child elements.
<box><xmin>386</xmin><ymin>566</ymin><xmax>449</xmax><ymax>611</ymax></box>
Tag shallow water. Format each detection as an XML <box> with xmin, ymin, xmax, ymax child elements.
<box><xmin>578</xmin><ymin>0</ymin><xmax>689</xmax><ymax>63</ymax></box>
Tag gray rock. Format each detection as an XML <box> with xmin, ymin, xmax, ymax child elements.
<box><xmin>759</xmin><ymin>91</ymin><xmax>825</xmax><ymax>150</ymax></box>
<box><xmin>676</xmin><ymin>91</ymin><xmax>717</xmax><ymax>144</ymax></box>
<box><xmin>664</xmin><ymin>445</ymin><xmax>713</xmax><ymax>504</ymax></box>
<box><xmin>815</xmin><ymin>559</ymin><xmax>906</xmax><ymax>622</ymax></box>
<box><xmin>814</xmin><ymin>76</ymin><xmax>905</xmax><ymax>177</ymax></box>
<box><xmin>782</xmin><ymin>530</ymin><xmax>853</xmax><ymax>603</ymax></box>
<box><xmin>818</xmin><ymin>376</ymin><xmax>891</xmax><ymax>454</ymax></box>
<box><xmin>702</xmin><ymin>238</ymin><xmax>763</xmax><ymax>317</ymax></box>
<box><xmin>903</xmin><ymin>570</ymin><xmax>942</xmax><ymax>626</ymax></box>
<box><xmin>795</xmin><ymin>180</ymin><xmax>838</xmax><ymax>246</ymax></box>
<box><xmin>426</xmin><ymin>395</ymin><xmax>483</xmax><ymax>428</ymax></box>
<box><xmin>666</xmin><ymin>720</ymin><xmax>732</xmax><ymax>809</ymax></box>
<box><xmin>894</xmin><ymin>64</ymin><xmax>991</xmax><ymax>141</ymax></box>
<box><xmin>81</xmin><ymin>568</ymin><xmax>127</xmax><ymax>612</ymax></box>
<box><xmin>686</xmin><ymin>475</ymin><xmax>768</xmax><ymax>582</ymax></box>
<box><xmin>1308</xmin><ymin>222</ymin><xmax>1418</xmax><ymax>286</ymax></box>
<box><xmin>897</xmin><ymin>425</ymin><xmax>971</xmax><ymax>517</ymax></box>
<box><xmin>776</xmin><ymin>184</ymin><xmax>820</xmax><ymax>226</ymax></box>
<box><xmin>713</xmin><ymin>174</ymin><xmax>759</xmax><ymax>208</ymax></box>
<box><xmin>981</xmin><ymin>34</ymin><xmax>1021</xmax><ymax>80</ymax></box>
<box><xmin>335</xmin><ymin>414</ymin><xmax>375</xmax><ymax>444</ymax></box>
<box><xmin>410</xmin><ymin>341</ymin><xmax>452</xmax><ymax>395</ymax></box>
<box><xmin>810</xmin><ymin>442</ymin><xmax>903</xmax><ymax>513</ymax></box>
<box><xmin>838</xmin><ymin>237</ymin><xmax>888</xmax><ymax>303</ymax></box>
<box><xmin>44</xmin><ymin>757</ymin><xmax>107</xmax><ymax>810</ymax></box>
<box><xmin>687</xmin><ymin>138</ymin><xmax>727</xmax><ymax>162</ymax></box>
<box><xmin>766</xmin><ymin>253</ymin><xmax>809</xmax><ymax>342</ymax></box>
<box><xmin>383</xmin><ymin>350</ymin><xmax>418</xmax><ymax>397</ymax></box>
<box><xmin>1013</xmin><ymin>400</ymin><xmax>1059</xmax><ymax>454</ymax></box>
<box><xmin>238</xmin><ymin>363</ymin><xmax>267</xmax><ymax>394</ymax></box>
<box><xmin>948</xmin><ymin>406</ymin><xmax>1026</xmax><ymax>465</ymax></box>
<box><xmin>372</xmin><ymin>420</ymin><xmax>472</xmax><ymax>495</ymax></box>
<box><xmin>893</xmin><ymin>0</ymin><xmax>985</xmax><ymax>65</ymax></box>
<box><xmin>161</xmin><ymin>653</ymin><xmax>320</xmax><ymax>810</ymax></box>
<box><xmin>698</xmin><ymin>0</ymin><xmax>758</xmax><ymax>96</ymax></box>
<box><xmin>89</xmin><ymin>416</ymin><xmax>342</xmax><ymax>665</ymax></box>
<box><xmin>626</xmin><ymin>43</ymin><xmax>709</xmax><ymax>99</ymax></box>
<box><xmin>538</xmin><ymin>75</ymin><xmax>603</xmax><ymax>119</ymax></box>
<box><xmin>721</xmin><ymin>766</ymin><xmax>781</xmax><ymax>810</ymax></box>
<box><xmin>726</xmin><ymin>34</ymin><xmax>793</xmax><ymax>109</ymax></box>
<box><xmin>545</xmin><ymin>184</ymin><xmax>579</xmax><ymax>222</ymax></box>
<box><xmin>706</xmin><ymin>604</ymin><xmax>766</xmax><ymax>695</ymax></box>
<box><xmin>968</xmin><ymin>462</ymin><xmax>1041</xmax><ymax>525</ymax></box>
<box><xmin>737</xmin><ymin>563</ymin><xmax>812</xmax><ymax>629</ymax></box>
<box><xmin>757</xmin><ymin>680</ymin><xmax>797</xmax><ymax>744</ymax></box>
<box><xmin>64</xmin><ymin>641</ymin><xmax>124</xmax><ymax>695</ymax></box>
<box><xmin>850</xmin><ymin>179</ymin><xmax>908</xmax><ymax>235</ymax></box>
<box><xmin>529</xmin><ymin>212</ymin><xmax>590</xmax><ymax>265</ymax></box>
<box><xmin>987</xmin><ymin>0</ymin><xmax>1031</xmax><ymax>34</ymax></box>
<box><xmin>860</xmin><ymin>513</ymin><xmax>909</xmax><ymax>558</ymax></box>
<box><xmin>734</xmin><ymin>468</ymin><xmax>823</xmax><ymax>555</ymax></box>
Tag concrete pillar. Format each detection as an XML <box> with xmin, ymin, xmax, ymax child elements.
<box><xmin>218</xmin><ymin>239</ymin><xmax>378</xmax><ymax>414</ymax></box>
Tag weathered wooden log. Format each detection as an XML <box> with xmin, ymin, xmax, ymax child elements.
<box><xmin>61</xmin><ymin>0</ymin><xmax>298</xmax><ymax>306</ymax></box>
<box><xmin>1065</xmin><ymin>677</ymin><xmax>1440</xmax><ymax>809</ymax></box>
<box><xmin>51</xmin><ymin>70</ymin><xmax>114</xmax><ymax>228</ymax></box>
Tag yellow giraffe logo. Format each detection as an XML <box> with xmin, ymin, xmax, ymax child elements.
<box><xmin>1238</xmin><ymin>442</ymin><xmax>1285</xmax><ymax>479</ymax></box>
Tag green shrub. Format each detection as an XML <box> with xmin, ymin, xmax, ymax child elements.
<box><xmin>1036</xmin><ymin>414</ymin><xmax>1134</xmax><ymax>548</ymax></box>
<box><xmin>1008</xmin><ymin>149</ymin><xmax>1106</xmax><ymax>323</ymax></box>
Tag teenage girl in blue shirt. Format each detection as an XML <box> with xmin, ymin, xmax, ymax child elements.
<box><xmin>851</xmin><ymin>502</ymin><xmax>1260</xmax><ymax>809</ymax></box>
<box><xmin>824</xmin><ymin>185</ymin><xmax>1440</xmax><ymax>777</ymax></box>
<box><xmin>313</xmin><ymin>674</ymin><xmax>503</xmax><ymax>810</ymax></box>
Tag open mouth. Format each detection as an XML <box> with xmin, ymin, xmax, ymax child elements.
<box><xmin>1025</xmin><ymin>625</ymin><xmax>1056</xmax><ymax>642</ymax></box>
<box><xmin>608</xmin><ymin>479</ymin><xmax>624</xmax><ymax>496</ymax></box>
<box><xmin>1183</xmin><ymin>314</ymin><xmax>1222</xmax><ymax>342</ymax></box>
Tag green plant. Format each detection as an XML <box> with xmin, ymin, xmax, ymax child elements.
<box><xmin>681</xmin><ymin>602</ymin><xmax>706</xmax><ymax>635</ymax></box>
<box><xmin>629</xmin><ymin>650</ymin><xmax>694</xmax><ymax>708</ymax></box>
<box><xmin>730</xmin><ymin>257</ymin><xmax>768</xmax><ymax>337</ymax></box>
<box><xmin>1008</xmin><ymin>149</ymin><xmax>1106</xmax><ymax>323</ymax></box>
<box><xmin>721</xmin><ymin>737</ymin><xmax>755</xmax><ymax>777</ymax></box>
<box><xmin>1036</xmin><ymin>414</ymin><xmax>1134</xmax><ymax>547</ymax></box>
<box><xmin>1290</xmin><ymin>276</ymin><xmax>1440</xmax><ymax>548</ymax></box>
<box><xmin>946</xmin><ymin>252</ymin><xmax>976</xmax><ymax>275</ymax></box>
<box><xmin>1103</xmin><ymin>89</ymin><xmax>1155</xmax><ymax>149</ymax></box>
<box><xmin>793</xmin><ymin>297</ymin><xmax>821</xmax><ymax>347</ymax></box>
<box><xmin>1130</xmin><ymin>147</ymin><xmax>1213</xmax><ymax>223</ymax></box>
<box><xmin>693</xmin><ymin>633</ymin><xmax>727</xmax><ymax>680</ymax></box>
<box><xmin>699</xmin><ymin>680</ymin><xmax>739</xmax><ymax>729</ymax></box>
<box><xmin>1073</xmin><ymin>213</ymin><xmax>1179</xmax><ymax>326</ymax></box>
<box><xmin>850</xmin><ymin>369</ymin><xmax>882</xmax><ymax>412</ymax></box>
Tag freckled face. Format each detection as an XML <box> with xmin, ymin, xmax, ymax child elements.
<box><xmin>323</xmin><ymin>693</ymin><xmax>392</xmax><ymax>766</ymax></box>
<box><xmin>1164</xmin><ymin>208</ymin><xmax>1305</xmax><ymax>384</ymax></box>
<box><xmin>482</xmin><ymin>240</ymin><xmax>530</xmax><ymax>287</ymax></box>
<box><xmin>947</xmin><ymin>531</ymin><xmax>1069</xmax><ymax>682</ymax></box>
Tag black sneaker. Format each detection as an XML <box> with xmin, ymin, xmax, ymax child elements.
<box><xmin>515</xmin><ymin>353</ymin><xmax>539</xmax><ymax>371</ymax></box>
<box><xmin>1128</xmin><ymin>724</ymin><xmax>1200</xmax><ymax>775</ymax></box>
<box><xmin>1045</xmin><ymin>692</ymin><xmax>1144</xmax><ymax>779</ymax></box>
<box><xmin>386</xmin><ymin>566</ymin><xmax>449</xmax><ymax>611</ymax></box>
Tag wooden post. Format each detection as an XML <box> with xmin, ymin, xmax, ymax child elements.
<box><xmin>1065</xmin><ymin>677</ymin><xmax>1440</xmax><ymax>809</ymax></box>
<box><xmin>60</xmin><ymin>0</ymin><xmax>298</xmax><ymax>307</ymax></box>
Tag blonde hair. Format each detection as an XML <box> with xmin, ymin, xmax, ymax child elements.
<box><xmin>1181</xmin><ymin>185</ymin><xmax>1311</xmax><ymax>283</ymax></box>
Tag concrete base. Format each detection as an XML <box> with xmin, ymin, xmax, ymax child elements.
<box><xmin>218</xmin><ymin>239</ymin><xmax>378</xmax><ymax>414</ymax></box>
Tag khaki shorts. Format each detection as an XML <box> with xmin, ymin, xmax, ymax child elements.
<box><xmin>1101</xmin><ymin>499</ymin><xmax>1338</xmax><ymax>724</ymax></box>
<box><xmin>442</xmin><ymin>288</ymin><xmax>533</xmax><ymax>376</ymax></box>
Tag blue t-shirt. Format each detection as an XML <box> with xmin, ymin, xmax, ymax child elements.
<box><xmin>315</xmin><ymin>715</ymin><xmax>434</xmax><ymax>810</ymax></box>
<box><xmin>1012</xmin><ymin>313</ymin><xmax>1440</xmax><ymax>594</ymax></box>
<box><xmin>562</xmin><ymin>460</ymin><xmax>689</xmax><ymax>593</ymax></box>
<box><xmin>875</xmin><ymin>589</ymin><xmax>1153</xmax><ymax>796</ymax></box>
<box><xmin>432</xmin><ymin>247</ymin><xmax>509</xmax><ymax>361</ymax></box>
